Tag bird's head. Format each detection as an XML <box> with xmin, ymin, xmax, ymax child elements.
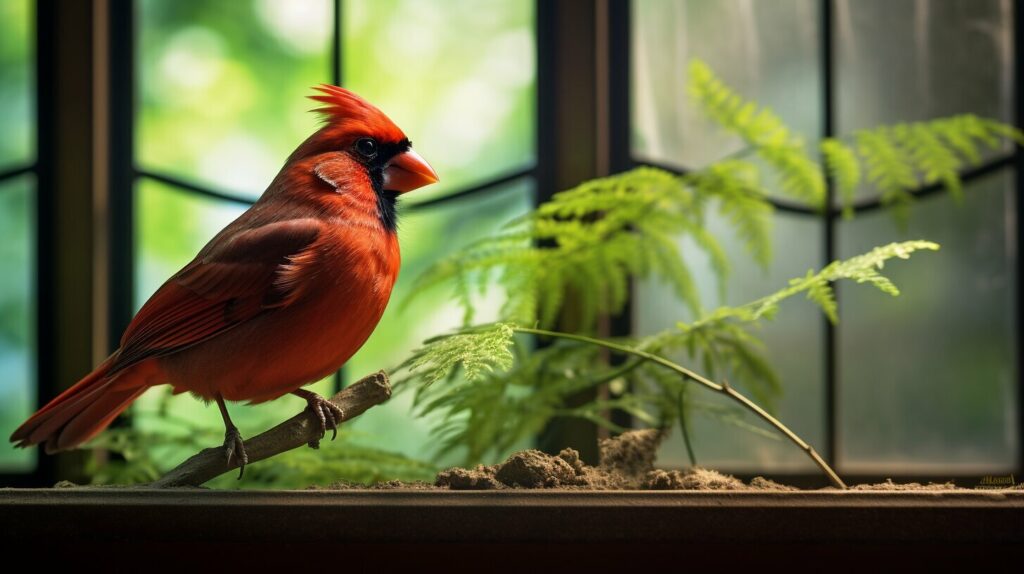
<box><xmin>290</xmin><ymin>85</ymin><xmax>439</xmax><ymax>195</ymax></box>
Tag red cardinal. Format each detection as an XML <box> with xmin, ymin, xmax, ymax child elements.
<box><xmin>9</xmin><ymin>86</ymin><xmax>438</xmax><ymax>475</ymax></box>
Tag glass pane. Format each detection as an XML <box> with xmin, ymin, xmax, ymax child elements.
<box><xmin>0</xmin><ymin>0</ymin><xmax>32</xmax><ymax>168</ymax></box>
<box><xmin>137</xmin><ymin>0</ymin><xmax>333</xmax><ymax>199</ymax></box>
<box><xmin>835</xmin><ymin>0</ymin><xmax>1013</xmax><ymax>204</ymax></box>
<box><xmin>837</xmin><ymin>172</ymin><xmax>1017</xmax><ymax>473</ymax></box>
<box><xmin>836</xmin><ymin>0</ymin><xmax>1012</xmax><ymax>131</ymax></box>
<box><xmin>0</xmin><ymin>176</ymin><xmax>34</xmax><ymax>471</ymax></box>
<box><xmin>346</xmin><ymin>181</ymin><xmax>534</xmax><ymax>465</ymax></box>
<box><xmin>632</xmin><ymin>0</ymin><xmax>821</xmax><ymax>171</ymax></box>
<box><xmin>344</xmin><ymin>0</ymin><xmax>535</xmax><ymax>204</ymax></box>
<box><xmin>635</xmin><ymin>211</ymin><xmax>825</xmax><ymax>473</ymax></box>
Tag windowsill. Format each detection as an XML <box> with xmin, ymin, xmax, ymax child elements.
<box><xmin>3</xmin><ymin>487</ymin><xmax>1021</xmax><ymax>545</ymax></box>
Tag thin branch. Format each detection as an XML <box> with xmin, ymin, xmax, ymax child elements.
<box><xmin>516</xmin><ymin>326</ymin><xmax>847</xmax><ymax>489</ymax></box>
<box><xmin>149</xmin><ymin>371</ymin><xmax>392</xmax><ymax>488</ymax></box>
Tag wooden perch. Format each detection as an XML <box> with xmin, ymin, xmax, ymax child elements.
<box><xmin>150</xmin><ymin>371</ymin><xmax>392</xmax><ymax>488</ymax></box>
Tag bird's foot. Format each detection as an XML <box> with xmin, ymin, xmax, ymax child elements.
<box><xmin>292</xmin><ymin>389</ymin><xmax>345</xmax><ymax>449</ymax></box>
<box><xmin>223</xmin><ymin>425</ymin><xmax>248</xmax><ymax>479</ymax></box>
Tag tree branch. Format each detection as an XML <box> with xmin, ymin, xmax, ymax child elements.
<box><xmin>149</xmin><ymin>371</ymin><xmax>392</xmax><ymax>488</ymax></box>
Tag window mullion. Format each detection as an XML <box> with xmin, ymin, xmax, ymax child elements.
<box><xmin>821</xmin><ymin>0</ymin><xmax>838</xmax><ymax>471</ymax></box>
<box><xmin>108</xmin><ymin>0</ymin><xmax>135</xmax><ymax>352</ymax></box>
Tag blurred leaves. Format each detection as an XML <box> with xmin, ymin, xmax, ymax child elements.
<box><xmin>138</xmin><ymin>0</ymin><xmax>331</xmax><ymax>198</ymax></box>
<box><xmin>345</xmin><ymin>0</ymin><xmax>535</xmax><ymax>203</ymax></box>
<box><xmin>0</xmin><ymin>0</ymin><xmax>32</xmax><ymax>472</ymax></box>
<box><xmin>688</xmin><ymin>59</ymin><xmax>826</xmax><ymax>207</ymax></box>
<box><xmin>0</xmin><ymin>0</ymin><xmax>31</xmax><ymax>167</ymax></box>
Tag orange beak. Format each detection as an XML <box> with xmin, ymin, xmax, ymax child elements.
<box><xmin>383</xmin><ymin>149</ymin><xmax>439</xmax><ymax>193</ymax></box>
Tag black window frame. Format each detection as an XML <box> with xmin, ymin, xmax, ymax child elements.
<box><xmin>4</xmin><ymin>0</ymin><xmax>1021</xmax><ymax>488</ymax></box>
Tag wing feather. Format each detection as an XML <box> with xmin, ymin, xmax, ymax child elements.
<box><xmin>110</xmin><ymin>218</ymin><xmax>322</xmax><ymax>373</ymax></box>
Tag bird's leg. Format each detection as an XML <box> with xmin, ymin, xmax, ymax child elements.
<box><xmin>215</xmin><ymin>393</ymin><xmax>248</xmax><ymax>479</ymax></box>
<box><xmin>292</xmin><ymin>388</ymin><xmax>345</xmax><ymax>448</ymax></box>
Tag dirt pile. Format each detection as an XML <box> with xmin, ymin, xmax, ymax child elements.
<box><xmin>432</xmin><ymin>429</ymin><xmax>794</xmax><ymax>491</ymax></box>
<box><xmin>319</xmin><ymin>429</ymin><xmax>1001</xmax><ymax>491</ymax></box>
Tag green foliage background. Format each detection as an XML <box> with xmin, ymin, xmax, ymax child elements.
<box><xmin>0</xmin><ymin>0</ymin><xmax>34</xmax><ymax>471</ymax></box>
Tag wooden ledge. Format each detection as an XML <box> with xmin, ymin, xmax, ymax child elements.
<box><xmin>2</xmin><ymin>487</ymin><xmax>1021</xmax><ymax>545</ymax></box>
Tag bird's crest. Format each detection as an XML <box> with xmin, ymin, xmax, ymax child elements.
<box><xmin>308</xmin><ymin>85</ymin><xmax>406</xmax><ymax>143</ymax></box>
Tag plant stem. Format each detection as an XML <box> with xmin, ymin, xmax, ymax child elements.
<box><xmin>515</xmin><ymin>326</ymin><xmax>847</xmax><ymax>489</ymax></box>
<box><xmin>677</xmin><ymin>389</ymin><xmax>698</xmax><ymax>467</ymax></box>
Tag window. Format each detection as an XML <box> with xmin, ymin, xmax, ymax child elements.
<box><xmin>631</xmin><ymin>0</ymin><xmax>1019</xmax><ymax>480</ymax></box>
<box><xmin>2</xmin><ymin>0</ymin><xmax>1019</xmax><ymax>488</ymax></box>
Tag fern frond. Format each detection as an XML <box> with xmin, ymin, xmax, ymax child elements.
<box><xmin>397</xmin><ymin>323</ymin><xmax>516</xmax><ymax>386</ymax></box>
<box><xmin>854</xmin><ymin>126</ymin><xmax>919</xmax><ymax>214</ymax></box>
<box><xmin>977</xmin><ymin>116</ymin><xmax>1024</xmax><ymax>147</ymax></box>
<box><xmin>896</xmin><ymin>123</ymin><xmax>964</xmax><ymax>201</ymax></box>
<box><xmin>820</xmin><ymin>138</ymin><xmax>861</xmax><ymax>218</ymax></box>
<box><xmin>700</xmin><ymin>240</ymin><xmax>940</xmax><ymax>326</ymax></box>
<box><xmin>690</xmin><ymin>59</ymin><xmax>1020</xmax><ymax>219</ymax></box>
<box><xmin>686</xmin><ymin>160</ymin><xmax>773</xmax><ymax>268</ymax></box>
<box><xmin>846</xmin><ymin>114</ymin><xmax>1018</xmax><ymax>217</ymax></box>
<box><xmin>688</xmin><ymin>60</ymin><xmax>826</xmax><ymax>207</ymax></box>
<box><xmin>404</xmin><ymin>164</ymin><xmax>776</xmax><ymax>331</ymax></box>
<box><xmin>398</xmin><ymin>241</ymin><xmax>938</xmax><ymax>468</ymax></box>
<box><xmin>804</xmin><ymin>272</ymin><xmax>838</xmax><ymax>323</ymax></box>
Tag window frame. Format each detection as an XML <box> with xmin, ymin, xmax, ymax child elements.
<box><xmin>5</xmin><ymin>0</ymin><xmax>1021</xmax><ymax>488</ymax></box>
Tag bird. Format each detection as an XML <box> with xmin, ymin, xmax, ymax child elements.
<box><xmin>9</xmin><ymin>85</ymin><xmax>439</xmax><ymax>477</ymax></box>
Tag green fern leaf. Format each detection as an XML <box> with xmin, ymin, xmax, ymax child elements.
<box><xmin>896</xmin><ymin>123</ymin><xmax>964</xmax><ymax>202</ymax></box>
<box><xmin>821</xmin><ymin>138</ymin><xmax>861</xmax><ymax>218</ymax></box>
<box><xmin>688</xmin><ymin>59</ymin><xmax>825</xmax><ymax>207</ymax></box>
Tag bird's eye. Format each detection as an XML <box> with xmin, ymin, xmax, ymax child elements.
<box><xmin>355</xmin><ymin>137</ymin><xmax>378</xmax><ymax>159</ymax></box>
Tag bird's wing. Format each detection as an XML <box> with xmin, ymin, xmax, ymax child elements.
<box><xmin>110</xmin><ymin>218</ymin><xmax>322</xmax><ymax>373</ymax></box>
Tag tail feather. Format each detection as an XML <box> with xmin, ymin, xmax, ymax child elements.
<box><xmin>9</xmin><ymin>355</ymin><xmax>151</xmax><ymax>454</ymax></box>
<box><xmin>50</xmin><ymin>385</ymin><xmax>148</xmax><ymax>453</ymax></box>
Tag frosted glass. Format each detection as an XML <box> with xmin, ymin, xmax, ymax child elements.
<box><xmin>835</xmin><ymin>0</ymin><xmax>1014</xmax><ymax>203</ymax></box>
<box><xmin>836</xmin><ymin>0</ymin><xmax>1012</xmax><ymax>131</ymax></box>
<box><xmin>837</xmin><ymin>172</ymin><xmax>1017</xmax><ymax>473</ymax></box>
<box><xmin>632</xmin><ymin>0</ymin><xmax>821</xmax><ymax>172</ymax></box>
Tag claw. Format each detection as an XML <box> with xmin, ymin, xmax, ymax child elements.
<box><xmin>215</xmin><ymin>394</ymin><xmax>248</xmax><ymax>480</ymax></box>
<box><xmin>223</xmin><ymin>426</ymin><xmax>248</xmax><ymax>479</ymax></box>
<box><xmin>292</xmin><ymin>389</ymin><xmax>345</xmax><ymax>448</ymax></box>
